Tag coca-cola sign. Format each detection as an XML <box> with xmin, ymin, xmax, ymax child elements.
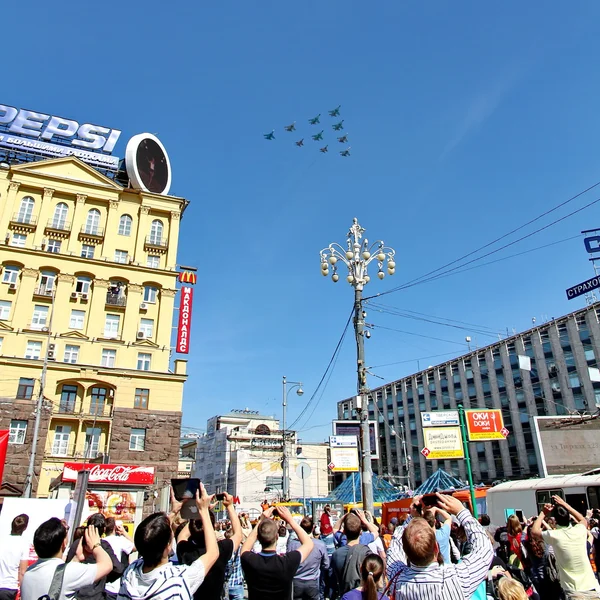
<box><xmin>62</xmin><ymin>463</ymin><xmax>155</xmax><ymax>485</ymax></box>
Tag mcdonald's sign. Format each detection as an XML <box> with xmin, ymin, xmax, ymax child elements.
<box><xmin>178</xmin><ymin>271</ymin><xmax>197</xmax><ymax>285</ymax></box>
<box><xmin>176</xmin><ymin>286</ymin><xmax>193</xmax><ymax>354</ymax></box>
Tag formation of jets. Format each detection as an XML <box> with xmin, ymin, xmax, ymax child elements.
<box><xmin>263</xmin><ymin>105</ymin><xmax>350</xmax><ymax>156</ymax></box>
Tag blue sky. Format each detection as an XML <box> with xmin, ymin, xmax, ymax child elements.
<box><xmin>5</xmin><ymin>2</ymin><xmax>600</xmax><ymax>442</ymax></box>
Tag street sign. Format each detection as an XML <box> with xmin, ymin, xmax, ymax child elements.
<box><xmin>329</xmin><ymin>435</ymin><xmax>358</xmax><ymax>447</ymax></box>
<box><xmin>465</xmin><ymin>409</ymin><xmax>506</xmax><ymax>441</ymax></box>
<box><xmin>328</xmin><ymin>462</ymin><xmax>335</xmax><ymax>470</ymax></box>
<box><xmin>422</xmin><ymin>427</ymin><xmax>464</xmax><ymax>459</ymax></box>
<box><xmin>501</xmin><ymin>427</ymin><xmax>510</xmax><ymax>438</ymax></box>
<box><xmin>566</xmin><ymin>275</ymin><xmax>600</xmax><ymax>300</ymax></box>
<box><xmin>421</xmin><ymin>411</ymin><xmax>460</xmax><ymax>427</ymax></box>
<box><xmin>329</xmin><ymin>447</ymin><xmax>359</xmax><ymax>472</ymax></box>
<box><xmin>296</xmin><ymin>463</ymin><xmax>311</xmax><ymax>480</ymax></box>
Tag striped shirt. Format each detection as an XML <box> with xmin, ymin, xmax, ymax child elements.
<box><xmin>386</xmin><ymin>509</ymin><xmax>493</xmax><ymax>600</ymax></box>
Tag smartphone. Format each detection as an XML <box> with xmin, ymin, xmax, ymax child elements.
<box><xmin>216</xmin><ymin>493</ymin><xmax>226</xmax><ymax>501</ymax></box>
<box><xmin>116</xmin><ymin>520</ymin><xmax>123</xmax><ymax>527</ymax></box>
<box><xmin>171</xmin><ymin>478</ymin><xmax>201</xmax><ymax>501</ymax></box>
<box><xmin>421</xmin><ymin>495</ymin><xmax>438</xmax><ymax>508</ymax></box>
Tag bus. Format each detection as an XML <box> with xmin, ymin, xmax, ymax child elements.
<box><xmin>486</xmin><ymin>474</ymin><xmax>600</xmax><ymax>526</ymax></box>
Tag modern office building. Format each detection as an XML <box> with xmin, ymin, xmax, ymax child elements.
<box><xmin>336</xmin><ymin>303</ymin><xmax>600</xmax><ymax>488</ymax></box>
<box><xmin>194</xmin><ymin>409</ymin><xmax>329</xmax><ymax>513</ymax></box>
<box><xmin>0</xmin><ymin>150</ymin><xmax>189</xmax><ymax>513</ymax></box>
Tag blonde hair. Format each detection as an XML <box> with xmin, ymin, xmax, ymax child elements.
<box><xmin>498</xmin><ymin>577</ymin><xmax>528</xmax><ymax>600</ymax></box>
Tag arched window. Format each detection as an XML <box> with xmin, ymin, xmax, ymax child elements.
<box><xmin>149</xmin><ymin>220</ymin><xmax>163</xmax><ymax>244</ymax></box>
<box><xmin>52</xmin><ymin>203</ymin><xmax>68</xmax><ymax>229</ymax></box>
<box><xmin>118</xmin><ymin>214</ymin><xmax>132</xmax><ymax>236</ymax></box>
<box><xmin>85</xmin><ymin>209</ymin><xmax>100</xmax><ymax>234</ymax></box>
<box><xmin>17</xmin><ymin>197</ymin><xmax>34</xmax><ymax>224</ymax></box>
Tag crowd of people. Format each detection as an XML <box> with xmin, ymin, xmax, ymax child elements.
<box><xmin>1</xmin><ymin>486</ymin><xmax>600</xmax><ymax>600</ymax></box>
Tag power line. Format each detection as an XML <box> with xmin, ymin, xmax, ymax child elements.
<box><xmin>369</xmin><ymin>323</ymin><xmax>470</xmax><ymax>347</ymax></box>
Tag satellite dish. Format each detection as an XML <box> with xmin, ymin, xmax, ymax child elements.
<box><xmin>125</xmin><ymin>133</ymin><xmax>171</xmax><ymax>195</ymax></box>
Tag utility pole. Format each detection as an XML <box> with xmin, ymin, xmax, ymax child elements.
<box><xmin>400</xmin><ymin>422</ymin><xmax>412</xmax><ymax>490</ymax></box>
<box><xmin>24</xmin><ymin>291</ymin><xmax>56</xmax><ymax>498</ymax></box>
<box><xmin>320</xmin><ymin>218</ymin><xmax>396</xmax><ymax>513</ymax></box>
<box><xmin>458</xmin><ymin>403</ymin><xmax>478</xmax><ymax>518</ymax></box>
<box><xmin>281</xmin><ymin>376</ymin><xmax>303</xmax><ymax>501</ymax></box>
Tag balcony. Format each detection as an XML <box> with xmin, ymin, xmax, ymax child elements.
<box><xmin>33</xmin><ymin>285</ymin><xmax>54</xmax><ymax>298</ymax></box>
<box><xmin>56</xmin><ymin>402</ymin><xmax>114</xmax><ymax>418</ymax></box>
<box><xmin>45</xmin><ymin>219</ymin><xmax>72</xmax><ymax>236</ymax></box>
<box><xmin>9</xmin><ymin>214</ymin><xmax>37</xmax><ymax>231</ymax></box>
<box><xmin>144</xmin><ymin>236</ymin><xmax>168</xmax><ymax>252</ymax></box>
<box><xmin>106</xmin><ymin>293</ymin><xmax>127</xmax><ymax>308</ymax></box>
<box><xmin>79</xmin><ymin>226</ymin><xmax>105</xmax><ymax>242</ymax></box>
<box><xmin>44</xmin><ymin>441</ymin><xmax>109</xmax><ymax>459</ymax></box>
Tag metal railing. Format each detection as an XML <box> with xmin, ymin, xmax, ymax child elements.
<box><xmin>34</xmin><ymin>286</ymin><xmax>54</xmax><ymax>297</ymax></box>
<box><xmin>145</xmin><ymin>236</ymin><xmax>168</xmax><ymax>248</ymax></box>
<box><xmin>46</xmin><ymin>219</ymin><xmax>72</xmax><ymax>232</ymax></box>
<box><xmin>106</xmin><ymin>294</ymin><xmax>127</xmax><ymax>307</ymax></box>
<box><xmin>82</xmin><ymin>404</ymin><xmax>114</xmax><ymax>418</ymax></box>
<box><xmin>11</xmin><ymin>213</ymin><xmax>37</xmax><ymax>226</ymax></box>
<box><xmin>80</xmin><ymin>225</ymin><xmax>105</xmax><ymax>237</ymax></box>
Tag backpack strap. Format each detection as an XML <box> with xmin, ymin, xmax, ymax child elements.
<box><xmin>40</xmin><ymin>563</ymin><xmax>67</xmax><ymax>600</ymax></box>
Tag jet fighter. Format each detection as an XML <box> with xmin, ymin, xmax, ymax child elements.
<box><xmin>340</xmin><ymin>147</ymin><xmax>351</xmax><ymax>157</ymax></box>
<box><xmin>332</xmin><ymin>120</ymin><xmax>344</xmax><ymax>131</ymax></box>
<box><xmin>284</xmin><ymin>122</ymin><xmax>296</xmax><ymax>132</ymax></box>
<box><xmin>328</xmin><ymin>105</ymin><xmax>341</xmax><ymax>117</ymax></box>
<box><xmin>295</xmin><ymin>139</ymin><xmax>304</xmax><ymax>147</ymax></box>
<box><xmin>312</xmin><ymin>130</ymin><xmax>324</xmax><ymax>141</ymax></box>
<box><xmin>263</xmin><ymin>130</ymin><xmax>275</xmax><ymax>140</ymax></box>
<box><xmin>337</xmin><ymin>134</ymin><xmax>348</xmax><ymax>143</ymax></box>
<box><xmin>319</xmin><ymin>145</ymin><xmax>328</xmax><ymax>153</ymax></box>
<box><xmin>308</xmin><ymin>114</ymin><xmax>321</xmax><ymax>125</ymax></box>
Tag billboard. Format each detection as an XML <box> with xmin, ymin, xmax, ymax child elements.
<box><xmin>332</xmin><ymin>420</ymin><xmax>379</xmax><ymax>459</ymax></box>
<box><xmin>63</xmin><ymin>463</ymin><xmax>155</xmax><ymax>485</ymax></box>
<box><xmin>421</xmin><ymin>411</ymin><xmax>459</xmax><ymax>427</ymax></box>
<box><xmin>465</xmin><ymin>409</ymin><xmax>508</xmax><ymax>441</ymax></box>
<box><xmin>329</xmin><ymin>447</ymin><xmax>359</xmax><ymax>472</ymax></box>
<box><xmin>533</xmin><ymin>416</ymin><xmax>600</xmax><ymax>476</ymax></box>
<box><xmin>422</xmin><ymin>427</ymin><xmax>464</xmax><ymax>460</ymax></box>
<box><xmin>176</xmin><ymin>286</ymin><xmax>193</xmax><ymax>354</ymax></box>
<box><xmin>125</xmin><ymin>133</ymin><xmax>171</xmax><ymax>195</ymax></box>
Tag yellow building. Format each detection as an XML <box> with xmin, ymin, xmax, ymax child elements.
<box><xmin>0</xmin><ymin>156</ymin><xmax>189</xmax><ymax>512</ymax></box>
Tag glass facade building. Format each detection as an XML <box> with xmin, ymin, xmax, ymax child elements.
<box><xmin>336</xmin><ymin>303</ymin><xmax>600</xmax><ymax>488</ymax></box>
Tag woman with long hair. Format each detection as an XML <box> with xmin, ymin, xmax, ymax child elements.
<box><xmin>341</xmin><ymin>554</ymin><xmax>385</xmax><ymax>600</ymax></box>
<box><xmin>506</xmin><ymin>515</ymin><xmax>524</xmax><ymax>567</ymax></box>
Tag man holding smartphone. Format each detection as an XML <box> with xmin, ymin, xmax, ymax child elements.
<box><xmin>177</xmin><ymin>492</ymin><xmax>243</xmax><ymax>600</ymax></box>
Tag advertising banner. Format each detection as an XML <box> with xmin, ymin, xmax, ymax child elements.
<box><xmin>421</xmin><ymin>411</ymin><xmax>459</xmax><ymax>427</ymax></box>
<box><xmin>0</xmin><ymin>430</ymin><xmax>8</xmax><ymax>483</ymax></box>
<box><xmin>329</xmin><ymin>435</ymin><xmax>358</xmax><ymax>447</ymax></box>
<box><xmin>176</xmin><ymin>286</ymin><xmax>193</xmax><ymax>354</ymax></box>
<box><xmin>465</xmin><ymin>409</ymin><xmax>507</xmax><ymax>441</ymax></box>
<box><xmin>62</xmin><ymin>463</ymin><xmax>155</xmax><ymax>485</ymax></box>
<box><xmin>332</xmin><ymin>420</ymin><xmax>379</xmax><ymax>459</ymax></box>
<box><xmin>329</xmin><ymin>447</ymin><xmax>360</xmax><ymax>472</ymax></box>
<box><xmin>422</xmin><ymin>427</ymin><xmax>464</xmax><ymax>460</ymax></box>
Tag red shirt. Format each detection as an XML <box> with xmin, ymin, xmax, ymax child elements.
<box><xmin>320</xmin><ymin>511</ymin><xmax>333</xmax><ymax>535</ymax></box>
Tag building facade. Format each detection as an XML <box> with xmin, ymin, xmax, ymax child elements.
<box><xmin>337</xmin><ymin>303</ymin><xmax>600</xmax><ymax>488</ymax></box>
<box><xmin>194</xmin><ymin>410</ymin><xmax>329</xmax><ymax>513</ymax></box>
<box><xmin>0</xmin><ymin>156</ymin><xmax>188</xmax><ymax>511</ymax></box>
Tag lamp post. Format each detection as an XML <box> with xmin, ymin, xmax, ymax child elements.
<box><xmin>320</xmin><ymin>218</ymin><xmax>396</xmax><ymax>514</ymax></box>
<box><xmin>282</xmin><ymin>376</ymin><xmax>303</xmax><ymax>500</ymax></box>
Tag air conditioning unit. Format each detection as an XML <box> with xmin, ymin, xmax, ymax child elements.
<box><xmin>80</xmin><ymin>293</ymin><xmax>89</xmax><ymax>301</ymax></box>
<box><xmin>49</xmin><ymin>343</ymin><xmax>56</xmax><ymax>350</ymax></box>
<box><xmin>551</xmin><ymin>382</ymin><xmax>561</xmax><ymax>392</ymax></box>
<box><xmin>9</xmin><ymin>283</ymin><xmax>16</xmax><ymax>290</ymax></box>
<box><xmin>42</xmin><ymin>327</ymin><xmax>50</xmax><ymax>333</ymax></box>
<box><xmin>108</xmin><ymin>389</ymin><xmax>115</xmax><ymax>399</ymax></box>
<box><xmin>47</xmin><ymin>347</ymin><xmax>55</xmax><ymax>360</ymax></box>
<box><xmin>140</xmin><ymin>303</ymin><xmax>148</xmax><ymax>311</ymax></box>
<box><xmin>70</xmin><ymin>292</ymin><xmax>78</xmax><ymax>299</ymax></box>
<box><xmin>137</xmin><ymin>331</ymin><xmax>145</xmax><ymax>339</ymax></box>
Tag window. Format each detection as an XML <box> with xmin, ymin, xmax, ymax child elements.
<box><xmin>31</xmin><ymin>305</ymin><xmax>49</xmax><ymax>329</ymax></box>
<box><xmin>81</xmin><ymin>244</ymin><xmax>95</xmax><ymax>259</ymax></box>
<box><xmin>51</xmin><ymin>202</ymin><xmax>68</xmax><ymax>228</ymax></box>
<box><xmin>17</xmin><ymin>197</ymin><xmax>34</xmax><ymax>223</ymax></box>
<box><xmin>84</xmin><ymin>427</ymin><xmax>101</xmax><ymax>458</ymax></box>
<box><xmin>139</xmin><ymin>319</ymin><xmax>154</xmax><ymax>338</ymax></box>
<box><xmin>16</xmin><ymin>377</ymin><xmax>35</xmax><ymax>399</ymax></box>
<box><xmin>9</xmin><ymin>420</ymin><xmax>27</xmax><ymax>445</ymax></box>
<box><xmin>25</xmin><ymin>341</ymin><xmax>42</xmax><ymax>360</ymax></box>
<box><xmin>149</xmin><ymin>220</ymin><xmax>163</xmax><ymax>244</ymax></box>
<box><xmin>147</xmin><ymin>255</ymin><xmax>160</xmax><ymax>269</ymax></box>
<box><xmin>69</xmin><ymin>310</ymin><xmax>85</xmax><ymax>330</ymax></box>
<box><xmin>2</xmin><ymin>266</ymin><xmax>19</xmax><ymax>284</ymax></box>
<box><xmin>129</xmin><ymin>428</ymin><xmax>146</xmax><ymax>451</ymax></box>
<box><xmin>63</xmin><ymin>344</ymin><xmax>80</xmax><ymax>363</ymax></box>
<box><xmin>101</xmin><ymin>348</ymin><xmax>116</xmax><ymax>367</ymax></box>
<box><xmin>52</xmin><ymin>425</ymin><xmax>71</xmax><ymax>456</ymax></box>
<box><xmin>75</xmin><ymin>277</ymin><xmax>91</xmax><ymax>294</ymax></box>
<box><xmin>59</xmin><ymin>385</ymin><xmax>78</xmax><ymax>412</ymax></box>
<box><xmin>0</xmin><ymin>300</ymin><xmax>11</xmax><ymax>320</ymax></box>
<box><xmin>134</xmin><ymin>388</ymin><xmax>149</xmax><ymax>409</ymax></box>
<box><xmin>104</xmin><ymin>314</ymin><xmax>120</xmax><ymax>339</ymax></box>
<box><xmin>0</xmin><ymin>337</ymin><xmax>3</xmax><ymax>353</ymax></box>
<box><xmin>114</xmin><ymin>250</ymin><xmax>128</xmax><ymax>264</ymax></box>
<box><xmin>38</xmin><ymin>271</ymin><xmax>55</xmax><ymax>295</ymax></box>
<box><xmin>11</xmin><ymin>233</ymin><xmax>26</xmax><ymax>247</ymax></box>
<box><xmin>90</xmin><ymin>387</ymin><xmax>107</xmax><ymax>415</ymax></box>
<box><xmin>84</xmin><ymin>209</ymin><xmax>101</xmax><ymax>234</ymax></box>
<box><xmin>143</xmin><ymin>286</ymin><xmax>158</xmax><ymax>303</ymax></box>
<box><xmin>118</xmin><ymin>214</ymin><xmax>132</xmax><ymax>236</ymax></box>
<box><xmin>137</xmin><ymin>352</ymin><xmax>151</xmax><ymax>371</ymax></box>
<box><xmin>47</xmin><ymin>239</ymin><xmax>61</xmax><ymax>253</ymax></box>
